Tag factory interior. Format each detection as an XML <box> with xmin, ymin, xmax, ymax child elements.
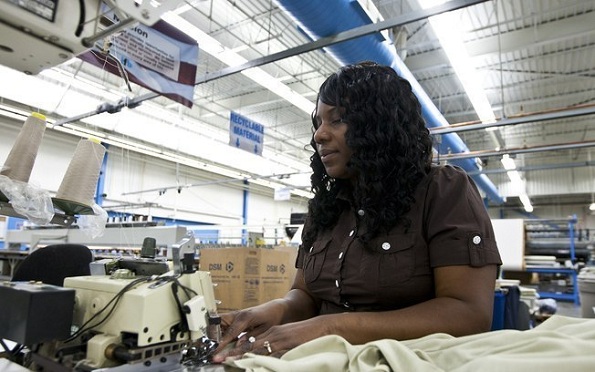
<box><xmin>1</xmin><ymin>0</ymin><xmax>595</xmax><ymax>370</ymax></box>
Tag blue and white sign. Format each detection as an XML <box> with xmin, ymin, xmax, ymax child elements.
<box><xmin>229</xmin><ymin>112</ymin><xmax>264</xmax><ymax>155</ymax></box>
<box><xmin>79</xmin><ymin>7</ymin><xmax>198</xmax><ymax>108</ymax></box>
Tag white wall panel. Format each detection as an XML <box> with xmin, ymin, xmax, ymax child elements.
<box><xmin>526</xmin><ymin>168</ymin><xmax>593</xmax><ymax>196</ymax></box>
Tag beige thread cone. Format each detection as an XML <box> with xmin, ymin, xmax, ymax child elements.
<box><xmin>55</xmin><ymin>137</ymin><xmax>106</xmax><ymax>206</ymax></box>
<box><xmin>0</xmin><ymin>112</ymin><xmax>47</xmax><ymax>183</ymax></box>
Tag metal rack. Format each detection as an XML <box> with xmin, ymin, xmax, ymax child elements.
<box><xmin>0</xmin><ymin>200</ymin><xmax>77</xmax><ymax>227</ymax></box>
<box><xmin>4</xmin><ymin>225</ymin><xmax>187</xmax><ymax>251</ymax></box>
<box><xmin>524</xmin><ymin>216</ymin><xmax>580</xmax><ymax>305</ymax></box>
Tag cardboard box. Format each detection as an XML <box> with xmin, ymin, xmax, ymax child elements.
<box><xmin>199</xmin><ymin>247</ymin><xmax>298</xmax><ymax>312</ymax></box>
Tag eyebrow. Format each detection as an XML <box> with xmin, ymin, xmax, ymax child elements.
<box><xmin>316</xmin><ymin>106</ymin><xmax>340</xmax><ymax>118</ymax></box>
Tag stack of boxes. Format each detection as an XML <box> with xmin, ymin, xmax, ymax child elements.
<box><xmin>199</xmin><ymin>246</ymin><xmax>298</xmax><ymax>312</ymax></box>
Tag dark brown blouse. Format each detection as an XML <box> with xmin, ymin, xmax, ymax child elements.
<box><xmin>296</xmin><ymin>165</ymin><xmax>502</xmax><ymax>314</ymax></box>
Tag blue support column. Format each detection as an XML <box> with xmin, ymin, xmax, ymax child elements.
<box><xmin>242</xmin><ymin>179</ymin><xmax>248</xmax><ymax>245</ymax></box>
<box><xmin>569</xmin><ymin>214</ymin><xmax>577</xmax><ymax>263</ymax></box>
<box><xmin>95</xmin><ymin>143</ymin><xmax>109</xmax><ymax>206</ymax></box>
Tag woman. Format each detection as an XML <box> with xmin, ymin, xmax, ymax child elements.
<box><xmin>211</xmin><ymin>61</ymin><xmax>501</xmax><ymax>362</ymax></box>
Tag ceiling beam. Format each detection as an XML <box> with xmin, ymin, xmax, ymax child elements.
<box><xmin>430</xmin><ymin>104</ymin><xmax>595</xmax><ymax>135</ymax></box>
<box><xmin>437</xmin><ymin>139</ymin><xmax>595</xmax><ymax>161</ymax></box>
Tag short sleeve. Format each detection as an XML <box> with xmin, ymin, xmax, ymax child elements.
<box><xmin>296</xmin><ymin>245</ymin><xmax>305</xmax><ymax>269</ymax></box>
<box><xmin>424</xmin><ymin>165</ymin><xmax>502</xmax><ymax>268</ymax></box>
<box><xmin>295</xmin><ymin>214</ymin><xmax>313</xmax><ymax>269</ymax></box>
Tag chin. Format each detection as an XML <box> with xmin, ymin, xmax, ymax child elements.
<box><xmin>326</xmin><ymin>171</ymin><xmax>350</xmax><ymax>179</ymax></box>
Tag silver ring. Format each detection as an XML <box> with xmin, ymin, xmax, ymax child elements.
<box><xmin>248</xmin><ymin>336</ymin><xmax>256</xmax><ymax>343</ymax></box>
<box><xmin>263</xmin><ymin>340</ymin><xmax>272</xmax><ymax>354</ymax></box>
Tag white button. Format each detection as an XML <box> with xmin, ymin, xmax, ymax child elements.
<box><xmin>473</xmin><ymin>236</ymin><xmax>481</xmax><ymax>245</ymax></box>
<box><xmin>357</xmin><ymin>209</ymin><xmax>365</xmax><ymax>216</ymax></box>
<box><xmin>339</xmin><ymin>252</ymin><xmax>344</xmax><ymax>259</ymax></box>
<box><xmin>382</xmin><ymin>242</ymin><xmax>391</xmax><ymax>250</ymax></box>
<box><xmin>309</xmin><ymin>246</ymin><xmax>313</xmax><ymax>253</ymax></box>
<box><xmin>349</xmin><ymin>230</ymin><xmax>355</xmax><ymax>237</ymax></box>
<box><xmin>335</xmin><ymin>280</ymin><xmax>340</xmax><ymax>288</ymax></box>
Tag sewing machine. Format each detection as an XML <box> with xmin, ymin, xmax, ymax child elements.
<box><xmin>0</xmin><ymin>233</ymin><xmax>223</xmax><ymax>371</ymax></box>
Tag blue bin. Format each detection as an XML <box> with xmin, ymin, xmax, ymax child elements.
<box><xmin>491</xmin><ymin>290</ymin><xmax>506</xmax><ymax>330</ymax></box>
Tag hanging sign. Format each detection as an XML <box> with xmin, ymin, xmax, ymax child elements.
<box><xmin>78</xmin><ymin>11</ymin><xmax>198</xmax><ymax>108</ymax></box>
<box><xmin>274</xmin><ymin>187</ymin><xmax>292</xmax><ymax>201</ymax></box>
<box><xmin>229</xmin><ymin>112</ymin><xmax>264</xmax><ymax>155</ymax></box>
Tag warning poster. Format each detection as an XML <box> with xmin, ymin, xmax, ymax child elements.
<box><xmin>78</xmin><ymin>13</ymin><xmax>198</xmax><ymax>108</ymax></box>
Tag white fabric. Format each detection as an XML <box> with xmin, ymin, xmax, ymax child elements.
<box><xmin>226</xmin><ymin>315</ymin><xmax>595</xmax><ymax>371</ymax></box>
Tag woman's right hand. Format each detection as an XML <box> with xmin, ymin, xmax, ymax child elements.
<box><xmin>210</xmin><ymin>299</ymin><xmax>287</xmax><ymax>362</ymax></box>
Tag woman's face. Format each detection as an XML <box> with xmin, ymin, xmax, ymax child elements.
<box><xmin>313</xmin><ymin>101</ymin><xmax>354</xmax><ymax>180</ymax></box>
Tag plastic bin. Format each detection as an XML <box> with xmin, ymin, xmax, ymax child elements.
<box><xmin>491</xmin><ymin>290</ymin><xmax>505</xmax><ymax>330</ymax></box>
<box><xmin>578</xmin><ymin>267</ymin><xmax>595</xmax><ymax>318</ymax></box>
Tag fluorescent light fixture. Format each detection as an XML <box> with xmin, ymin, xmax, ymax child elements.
<box><xmin>519</xmin><ymin>194</ymin><xmax>533</xmax><ymax>213</ymax></box>
<box><xmin>506</xmin><ymin>170</ymin><xmax>523</xmax><ymax>191</ymax></box>
<box><xmin>500</xmin><ymin>154</ymin><xmax>533</xmax><ymax>212</ymax></box>
<box><xmin>162</xmin><ymin>10</ymin><xmax>315</xmax><ymax>114</ymax></box>
<box><xmin>500</xmin><ymin>154</ymin><xmax>516</xmax><ymax>170</ymax></box>
<box><xmin>589</xmin><ymin>202</ymin><xmax>595</xmax><ymax>211</ymax></box>
<box><xmin>418</xmin><ymin>0</ymin><xmax>496</xmax><ymax>124</ymax></box>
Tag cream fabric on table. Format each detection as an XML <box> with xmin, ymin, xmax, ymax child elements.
<box><xmin>225</xmin><ymin>315</ymin><xmax>595</xmax><ymax>372</ymax></box>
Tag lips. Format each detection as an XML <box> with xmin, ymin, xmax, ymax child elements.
<box><xmin>318</xmin><ymin>148</ymin><xmax>336</xmax><ymax>159</ymax></box>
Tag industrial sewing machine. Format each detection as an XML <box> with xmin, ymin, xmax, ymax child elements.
<box><xmin>0</xmin><ymin>233</ymin><xmax>223</xmax><ymax>371</ymax></box>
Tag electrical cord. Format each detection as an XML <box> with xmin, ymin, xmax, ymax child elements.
<box><xmin>62</xmin><ymin>271</ymin><xmax>203</xmax><ymax>345</ymax></box>
<box><xmin>169</xmin><ymin>274</ymin><xmax>201</xmax><ymax>335</ymax></box>
<box><xmin>75</xmin><ymin>0</ymin><xmax>86</xmax><ymax>37</ymax></box>
<box><xmin>0</xmin><ymin>339</ymin><xmax>9</xmax><ymax>354</ymax></box>
<box><xmin>171</xmin><ymin>282</ymin><xmax>189</xmax><ymax>333</ymax></box>
<box><xmin>0</xmin><ymin>339</ymin><xmax>25</xmax><ymax>362</ymax></box>
<box><xmin>177</xmin><ymin>277</ymin><xmax>199</xmax><ymax>299</ymax></box>
<box><xmin>63</xmin><ymin>276</ymin><xmax>151</xmax><ymax>343</ymax></box>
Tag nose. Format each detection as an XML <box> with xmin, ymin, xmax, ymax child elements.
<box><xmin>313</xmin><ymin>124</ymin><xmax>329</xmax><ymax>144</ymax></box>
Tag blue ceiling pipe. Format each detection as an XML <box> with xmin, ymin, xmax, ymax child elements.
<box><xmin>276</xmin><ymin>0</ymin><xmax>505</xmax><ymax>204</ymax></box>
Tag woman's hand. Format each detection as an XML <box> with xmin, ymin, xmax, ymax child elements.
<box><xmin>211</xmin><ymin>316</ymin><xmax>331</xmax><ymax>362</ymax></box>
<box><xmin>211</xmin><ymin>299</ymin><xmax>287</xmax><ymax>362</ymax></box>
<box><xmin>210</xmin><ymin>271</ymin><xmax>320</xmax><ymax>363</ymax></box>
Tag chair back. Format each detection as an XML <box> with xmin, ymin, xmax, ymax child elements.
<box><xmin>11</xmin><ymin>244</ymin><xmax>93</xmax><ymax>286</ymax></box>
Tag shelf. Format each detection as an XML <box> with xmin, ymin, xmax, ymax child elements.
<box><xmin>522</xmin><ymin>217</ymin><xmax>581</xmax><ymax>305</ymax></box>
<box><xmin>536</xmin><ymin>292</ymin><xmax>578</xmax><ymax>302</ymax></box>
<box><xmin>524</xmin><ymin>267</ymin><xmax>576</xmax><ymax>274</ymax></box>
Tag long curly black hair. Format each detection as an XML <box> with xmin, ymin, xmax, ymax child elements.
<box><xmin>302</xmin><ymin>61</ymin><xmax>433</xmax><ymax>248</ymax></box>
